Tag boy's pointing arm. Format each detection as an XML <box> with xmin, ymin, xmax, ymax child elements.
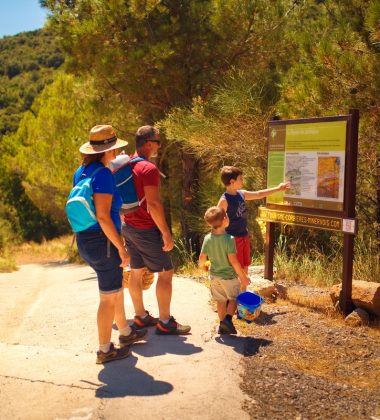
<box><xmin>243</xmin><ymin>181</ymin><xmax>291</xmax><ymax>201</ymax></box>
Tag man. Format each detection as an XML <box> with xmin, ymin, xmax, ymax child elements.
<box><xmin>122</xmin><ymin>125</ymin><xmax>191</xmax><ymax>335</ymax></box>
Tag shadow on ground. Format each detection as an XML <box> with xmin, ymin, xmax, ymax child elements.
<box><xmin>96</xmin><ymin>354</ymin><xmax>173</xmax><ymax>398</ymax></box>
<box><xmin>130</xmin><ymin>332</ymin><xmax>203</xmax><ymax>357</ymax></box>
<box><xmin>215</xmin><ymin>335</ymin><xmax>272</xmax><ymax>356</ymax></box>
<box><xmin>253</xmin><ymin>310</ymin><xmax>287</xmax><ymax>326</ymax></box>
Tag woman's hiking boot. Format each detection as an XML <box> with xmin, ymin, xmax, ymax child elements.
<box><xmin>132</xmin><ymin>311</ymin><xmax>159</xmax><ymax>329</ymax></box>
<box><xmin>155</xmin><ymin>316</ymin><xmax>191</xmax><ymax>335</ymax></box>
<box><xmin>96</xmin><ymin>342</ymin><xmax>131</xmax><ymax>364</ymax></box>
<box><xmin>119</xmin><ymin>326</ymin><xmax>148</xmax><ymax>348</ymax></box>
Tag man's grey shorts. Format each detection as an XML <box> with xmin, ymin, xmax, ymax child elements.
<box><xmin>122</xmin><ymin>223</ymin><xmax>173</xmax><ymax>273</ymax></box>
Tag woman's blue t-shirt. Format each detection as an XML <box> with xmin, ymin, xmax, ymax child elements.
<box><xmin>73</xmin><ymin>162</ymin><xmax>122</xmax><ymax>232</ymax></box>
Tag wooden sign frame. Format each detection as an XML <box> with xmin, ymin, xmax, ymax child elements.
<box><xmin>259</xmin><ymin>109</ymin><xmax>359</xmax><ymax>315</ymax></box>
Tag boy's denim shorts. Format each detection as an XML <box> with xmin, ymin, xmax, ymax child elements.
<box><xmin>76</xmin><ymin>230</ymin><xmax>123</xmax><ymax>293</ymax></box>
<box><xmin>122</xmin><ymin>223</ymin><xmax>173</xmax><ymax>273</ymax></box>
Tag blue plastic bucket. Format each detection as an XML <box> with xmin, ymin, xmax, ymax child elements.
<box><xmin>236</xmin><ymin>291</ymin><xmax>264</xmax><ymax>323</ymax></box>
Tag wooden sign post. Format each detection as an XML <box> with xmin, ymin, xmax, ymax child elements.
<box><xmin>259</xmin><ymin>110</ymin><xmax>359</xmax><ymax>316</ymax></box>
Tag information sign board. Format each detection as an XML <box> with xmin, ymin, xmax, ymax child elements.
<box><xmin>267</xmin><ymin>118</ymin><xmax>348</xmax><ymax>212</ymax></box>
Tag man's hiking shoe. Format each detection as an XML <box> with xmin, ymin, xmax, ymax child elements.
<box><xmin>155</xmin><ymin>316</ymin><xmax>191</xmax><ymax>335</ymax></box>
<box><xmin>218</xmin><ymin>318</ymin><xmax>237</xmax><ymax>335</ymax></box>
<box><xmin>119</xmin><ymin>326</ymin><xmax>148</xmax><ymax>348</ymax></box>
<box><xmin>132</xmin><ymin>311</ymin><xmax>159</xmax><ymax>329</ymax></box>
<box><xmin>96</xmin><ymin>343</ymin><xmax>131</xmax><ymax>364</ymax></box>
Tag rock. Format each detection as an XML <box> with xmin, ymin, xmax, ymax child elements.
<box><xmin>248</xmin><ymin>265</ymin><xmax>265</xmax><ymax>276</ymax></box>
<box><xmin>275</xmin><ymin>283</ymin><xmax>288</xmax><ymax>299</ymax></box>
<box><xmin>248</xmin><ymin>277</ymin><xmax>276</xmax><ymax>298</ymax></box>
<box><xmin>344</xmin><ymin>308</ymin><xmax>370</xmax><ymax>327</ymax></box>
<box><xmin>330</xmin><ymin>280</ymin><xmax>380</xmax><ymax>317</ymax></box>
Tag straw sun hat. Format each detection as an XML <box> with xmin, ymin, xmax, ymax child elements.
<box><xmin>79</xmin><ymin>124</ymin><xmax>128</xmax><ymax>154</ymax></box>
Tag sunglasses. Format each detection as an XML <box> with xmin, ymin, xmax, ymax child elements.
<box><xmin>149</xmin><ymin>139</ymin><xmax>161</xmax><ymax>145</ymax></box>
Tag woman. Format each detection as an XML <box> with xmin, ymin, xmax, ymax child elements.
<box><xmin>74</xmin><ymin>125</ymin><xmax>147</xmax><ymax>364</ymax></box>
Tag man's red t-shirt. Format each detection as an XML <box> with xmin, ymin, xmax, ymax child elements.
<box><xmin>123</xmin><ymin>156</ymin><xmax>160</xmax><ymax>229</ymax></box>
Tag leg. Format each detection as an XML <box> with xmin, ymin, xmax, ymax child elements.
<box><xmin>218</xmin><ymin>300</ymin><xmax>237</xmax><ymax>335</ymax></box>
<box><xmin>114</xmin><ymin>289</ymin><xmax>128</xmax><ymax>331</ymax></box>
<box><xmin>156</xmin><ymin>269</ymin><xmax>173</xmax><ymax>320</ymax></box>
<box><xmin>226</xmin><ymin>299</ymin><xmax>237</xmax><ymax>316</ymax></box>
<box><xmin>217</xmin><ymin>300</ymin><xmax>227</xmax><ymax>321</ymax></box>
<box><xmin>98</xmin><ymin>292</ymin><xmax>117</xmax><ymax>345</ymax></box>
<box><xmin>128</xmin><ymin>268</ymin><xmax>146</xmax><ymax>317</ymax></box>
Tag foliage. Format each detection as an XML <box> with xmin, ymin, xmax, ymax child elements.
<box><xmin>274</xmin><ymin>230</ymin><xmax>380</xmax><ymax>286</ymax></box>
<box><xmin>42</xmin><ymin>0</ymin><xmax>288</xmax><ymax>120</ymax></box>
<box><xmin>0</xmin><ymin>0</ymin><xmax>378</xmax><ymax>282</ymax></box>
<box><xmin>277</xmin><ymin>0</ymin><xmax>380</xmax><ymax>238</ymax></box>
<box><xmin>2</xmin><ymin>72</ymin><xmax>137</xmax><ymax>225</ymax></box>
<box><xmin>0</xmin><ymin>29</ymin><xmax>63</xmax><ymax>135</ymax></box>
<box><xmin>0</xmin><ymin>29</ymin><xmax>64</xmax><ymax>249</ymax></box>
<box><xmin>161</xmin><ymin>0</ymin><xmax>380</xmax><ymax>267</ymax></box>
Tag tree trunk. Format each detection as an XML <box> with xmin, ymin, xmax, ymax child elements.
<box><xmin>180</xmin><ymin>149</ymin><xmax>201</xmax><ymax>256</ymax></box>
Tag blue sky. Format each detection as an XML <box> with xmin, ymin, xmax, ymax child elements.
<box><xmin>0</xmin><ymin>0</ymin><xmax>48</xmax><ymax>38</ymax></box>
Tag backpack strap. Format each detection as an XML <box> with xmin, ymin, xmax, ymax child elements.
<box><xmin>82</xmin><ymin>165</ymin><xmax>104</xmax><ymax>180</ymax></box>
<box><xmin>129</xmin><ymin>156</ymin><xmax>166</xmax><ymax>178</ymax></box>
<box><xmin>75</xmin><ymin>165</ymin><xmax>104</xmax><ymax>186</ymax></box>
<box><xmin>128</xmin><ymin>156</ymin><xmax>148</xmax><ymax>207</ymax></box>
<box><xmin>129</xmin><ymin>156</ymin><xmax>146</xmax><ymax>164</ymax></box>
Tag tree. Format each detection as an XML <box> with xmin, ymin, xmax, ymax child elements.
<box><xmin>42</xmin><ymin>0</ymin><xmax>301</xmax><ymax>248</ymax></box>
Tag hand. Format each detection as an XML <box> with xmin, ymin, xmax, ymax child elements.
<box><xmin>241</xmin><ymin>275</ymin><xmax>251</xmax><ymax>286</ymax></box>
<box><xmin>162</xmin><ymin>232</ymin><xmax>174</xmax><ymax>252</ymax></box>
<box><xmin>118</xmin><ymin>247</ymin><xmax>130</xmax><ymax>268</ymax></box>
<box><xmin>279</xmin><ymin>181</ymin><xmax>291</xmax><ymax>191</ymax></box>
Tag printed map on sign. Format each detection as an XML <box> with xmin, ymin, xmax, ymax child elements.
<box><xmin>266</xmin><ymin>120</ymin><xmax>347</xmax><ymax>212</ymax></box>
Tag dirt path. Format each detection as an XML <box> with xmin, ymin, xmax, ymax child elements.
<box><xmin>0</xmin><ymin>264</ymin><xmax>248</xmax><ymax>420</ymax></box>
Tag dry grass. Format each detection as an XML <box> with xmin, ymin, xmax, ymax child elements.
<box><xmin>272</xmin><ymin>327</ymin><xmax>380</xmax><ymax>390</ymax></box>
<box><xmin>0</xmin><ymin>253</ymin><xmax>18</xmax><ymax>273</ymax></box>
<box><xmin>11</xmin><ymin>234</ymin><xmax>76</xmax><ymax>265</ymax></box>
<box><xmin>238</xmin><ymin>301</ymin><xmax>380</xmax><ymax>392</ymax></box>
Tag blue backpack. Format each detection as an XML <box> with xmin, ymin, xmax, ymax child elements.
<box><xmin>109</xmin><ymin>155</ymin><xmax>146</xmax><ymax>214</ymax></box>
<box><xmin>65</xmin><ymin>166</ymin><xmax>104</xmax><ymax>233</ymax></box>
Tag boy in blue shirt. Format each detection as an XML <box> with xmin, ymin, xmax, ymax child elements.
<box><xmin>218</xmin><ymin>166</ymin><xmax>290</xmax><ymax>290</ymax></box>
<box><xmin>199</xmin><ymin>206</ymin><xmax>251</xmax><ymax>334</ymax></box>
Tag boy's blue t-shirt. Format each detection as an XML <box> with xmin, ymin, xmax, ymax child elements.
<box><xmin>201</xmin><ymin>232</ymin><xmax>237</xmax><ymax>279</ymax></box>
<box><xmin>222</xmin><ymin>190</ymin><xmax>248</xmax><ymax>237</ymax></box>
<box><xmin>73</xmin><ymin>162</ymin><xmax>122</xmax><ymax>232</ymax></box>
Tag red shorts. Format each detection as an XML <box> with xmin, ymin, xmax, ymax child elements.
<box><xmin>234</xmin><ymin>235</ymin><xmax>250</xmax><ymax>268</ymax></box>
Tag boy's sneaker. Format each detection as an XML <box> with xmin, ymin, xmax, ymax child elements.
<box><xmin>119</xmin><ymin>326</ymin><xmax>148</xmax><ymax>348</ymax></box>
<box><xmin>96</xmin><ymin>343</ymin><xmax>131</xmax><ymax>364</ymax></box>
<box><xmin>218</xmin><ymin>318</ymin><xmax>237</xmax><ymax>335</ymax></box>
<box><xmin>155</xmin><ymin>316</ymin><xmax>191</xmax><ymax>335</ymax></box>
<box><xmin>132</xmin><ymin>311</ymin><xmax>159</xmax><ymax>329</ymax></box>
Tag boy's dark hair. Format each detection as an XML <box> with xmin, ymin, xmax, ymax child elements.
<box><xmin>220</xmin><ymin>166</ymin><xmax>243</xmax><ymax>186</ymax></box>
<box><xmin>135</xmin><ymin>125</ymin><xmax>159</xmax><ymax>148</ymax></box>
<box><xmin>204</xmin><ymin>206</ymin><xmax>226</xmax><ymax>229</ymax></box>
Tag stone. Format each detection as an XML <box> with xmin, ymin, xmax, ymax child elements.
<box><xmin>330</xmin><ymin>280</ymin><xmax>380</xmax><ymax>317</ymax></box>
<box><xmin>248</xmin><ymin>265</ymin><xmax>265</xmax><ymax>276</ymax></box>
<box><xmin>248</xmin><ymin>277</ymin><xmax>276</xmax><ymax>298</ymax></box>
<box><xmin>274</xmin><ymin>283</ymin><xmax>288</xmax><ymax>299</ymax></box>
<box><xmin>344</xmin><ymin>308</ymin><xmax>370</xmax><ymax>327</ymax></box>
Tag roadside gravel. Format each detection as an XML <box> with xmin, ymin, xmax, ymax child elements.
<box><xmin>239</xmin><ymin>302</ymin><xmax>380</xmax><ymax>420</ymax></box>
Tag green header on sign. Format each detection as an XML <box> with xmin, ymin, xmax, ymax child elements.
<box><xmin>285</xmin><ymin>121</ymin><xmax>346</xmax><ymax>152</ymax></box>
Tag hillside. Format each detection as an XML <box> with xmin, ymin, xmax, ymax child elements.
<box><xmin>0</xmin><ymin>29</ymin><xmax>63</xmax><ymax>135</ymax></box>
